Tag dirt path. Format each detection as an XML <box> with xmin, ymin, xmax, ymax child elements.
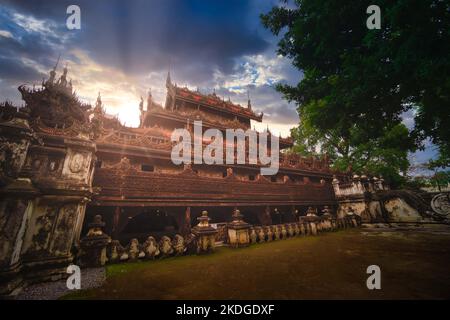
<box><xmin>64</xmin><ymin>225</ymin><xmax>450</xmax><ymax>300</ymax></box>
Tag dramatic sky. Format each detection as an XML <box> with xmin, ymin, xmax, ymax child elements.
<box><xmin>0</xmin><ymin>0</ymin><xmax>438</xmax><ymax>167</ymax></box>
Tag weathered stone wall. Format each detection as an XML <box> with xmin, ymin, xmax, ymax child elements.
<box><xmin>333</xmin><ymin>174</ymin><xmax>446</xmax><ymax>224</ymax></box>
<box><xmin>337</xmin><ymin>200</ymin><xmax>367</xmax><ymax>219</ymax></box>
<box><xmin>383</xmin><ymin>198</ymin><xmax>424</xmax><ymax>222</ymax></box>
<box><xmin>0</xmin><ymin>112</ymin><xmax>97</xmax><ymax>296</ymax></box>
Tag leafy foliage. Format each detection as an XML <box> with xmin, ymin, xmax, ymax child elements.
<box><xmin>262</xmin><ymin>0</ymin><xmax>450</xmax><ymax>186</ymax></box>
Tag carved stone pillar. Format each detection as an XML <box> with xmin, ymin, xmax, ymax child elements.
<box><xmin>0</xmin><ymin>109</ymin><xmax>38</xmax><ymax>296</ymax></box>
<box><xmin>0</xmin><ymin>194</ymin><xmax>37</xmax><ymax>297</ymax></box>
<box><xmin>302</xmin><ymin>207</ymin><xmax>319</xmax><ymax>236</ymax></box>
<box><xmin>346</xmin><ymin>207</ymin><xmax>359</xmax><ymax>227</ymax></box>
<box><xmin>79</xmin><ymin>215</ymin><xmax>111</xmax><ymax>267</ymax></box>
<box><xmin>192</xmin><ymin>211</ymin><xmax>217</xmax><ymax>254</ymax></box>
<box><xmin>227</xmin><ymin>209</ymin><xmax>251</xmax><ymax>248</ymax></box>
<box><xmin>321</xmin><ymin>206</ymin><xmax>333</xmax><ymax>231</ymax></box>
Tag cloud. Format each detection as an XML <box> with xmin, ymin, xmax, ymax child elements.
<box><xmin>0</xmin><ymin>0</ymin><xmax>301</xmax><ymax>134</ymax></box>
<box><xmin>0</xmin><ymin>30</ymin><xmax>13</xmax><ymax>38</ymax></box>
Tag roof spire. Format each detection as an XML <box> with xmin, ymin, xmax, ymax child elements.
<box><xmin>46</xmin><ymin>54</ymin><xmax>61</xmax><ymax>86</ymax></box>
<box><xmin>166</xmin><ymin>56</ymin><xmax>173</xmax><ymax>88</ymax></box>
<box><xmin>166</xmin><ymin>70</ymin><xmax>171</xmax><ymax>88</ymax></box>
<box><xmin>247</xmin><ymin>88</ymin><xmax>252</xmax><ymax>110</ymax></box>
<box><xmin>146</xmin><ymin>88</ymin><xmax>153</xmax><ymax>110</ymax></box>
<box><xmin>53</xmin><ymin>53</ymin><xmax>61</xmax><ymax>71</ymax></box>
<box><xmin>96</xmin><ymin>92</ymin><xmax>102</xmax><ymax>106</ymax></box>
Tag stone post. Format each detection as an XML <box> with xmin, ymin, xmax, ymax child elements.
<box><xmin>304</xmin><ymin>206</ymin><xmax>319</xmax><ymax>235</ymax></box>
<box><xmin>192</xmin><ymin>210</ymin><xmax>217</xmax><ymax>254</ymax></box>
<box><xmin>346</xmin><ymin>207</ymin><xmax>360</xmax><ymax>227</ymax></box>
<box><xmin>227</xmin><ymin>209</ymin><xmax>251</xmax><ymax>248</ymax></box>
<box><xmin>332</xmin><ymin>175</ymin><xmax>340</xmax><ymax>197</ymax></box>
<box><xmin>321</xmin><ymin>206</ymin><xmax>333</xmax><ymax>231</ymax></box>
<box><xmin>79</xmin><ymin>215</ymin><xmax>111</xmax><ymax>267</ymax></box>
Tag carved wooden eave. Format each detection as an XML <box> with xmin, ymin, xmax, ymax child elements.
<box><xmin>95</xmin><ymin>127</ymin><xmax>172</xmax><ymax>150</ymax></box>
<box><xmin>91</xmin><ymin>167</ymin><xmax>336</xmax><ymax>207</ymax></box>
<box><xmin>178</xmin><ymin>166</ymin><xmax>199</xmax><ymax>178</ymax></box>
<box><xmin>32</xmin><ymin>118</ymin><xmax>93</xmax><ymax>140</ymax></box>
<box><xmin>143</xmin><ymin>107</ymin><xmax>249</xmax><ymax>131</ymax></box>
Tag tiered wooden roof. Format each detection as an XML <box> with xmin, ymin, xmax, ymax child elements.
<box><xmin>165</xmin><ymin>72</ymin><xmax>263</xmax><ymax>122</ymax></box>
<box><xmin>173</xmin><ymin>86</ymin><xmax>263</xmax><ymax>121</ymax></box>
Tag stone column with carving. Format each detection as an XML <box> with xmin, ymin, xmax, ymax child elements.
<box><xmin>192</xmin><ymin>211</ymin><xmax>217</xmax><ymax>254</ymax></box>
<box><xmin>0</xmin><ymin>106</ymin><xmax>38</xmax><ymax>297</ymax></box>
<box><xmin>78</xmin><ymin>215</ymin><xmax>111</xmax><ymax>267</ymax></box>
<box><xmin>321</xmin><ymin>206</ymin><xmax>333</xmax><ymax>231</ymax></box>
<box><xmin>301</xmin><ymin>206</ymin><xmax>319</xmax><ymax>235</ymax></box>
<box><xmin>227</xmin><ymin>209</ymin><xmax>251</xmax><ymax>248</ymax></box>
<box><xmin>345</xmin><ymin>207</ymin><xmax>360</xmax><ymax>227</ymax></box>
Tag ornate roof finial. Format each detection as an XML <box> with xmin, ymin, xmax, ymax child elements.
<box><xmin>166</xmin><ymin>70</ymin><xmax>172</xmax><ymax>88</ymax></box>
<box><xmin>139</xmin><ymin>96</ymin><xmax>144</xmax><ymax>111</ymax></box>
<box><xmin>247</xmin><ymin>88</ymin><xmax>252</xmax><ymax>110</ymax></box>
<box><xmin>53</xmin><ymin>53</ymin><xmax>61</xmax><ymax>72</ymax></box>
<box><xmin>96</xmin><ymin>92</ymin><xmax>102</xmax><ymax>108</ymax></box>
<box><xmin>58</xmin><ymin>62</ymin><xmax>68</xmax><ymax>87</ymax></box>
<box><xmin>46</xmin><ymin>54</ymin><xmax>61</xmax><ymax>86</ymax></box>
<box><xmin>146</xmin><ymin>88</ymin><xmax>153</xmax><ymax>110</ymax></box>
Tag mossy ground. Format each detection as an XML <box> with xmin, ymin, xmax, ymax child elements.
<box><xmin>63</xmin><ymin>227</ymin><xmax>450</xmax><ymax>300</ymax></box>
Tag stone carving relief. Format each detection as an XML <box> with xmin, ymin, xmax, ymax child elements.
<box><xmin>50</xmin><ymin>205</ymin><xmax>78</xmax><ymax>256</ymax></box>
<box><xmin>0</xmin><ymin>200</ymin><xmax>28</xmax><ymax>266</ymax></box>
<box><xmin>159</xmin><ymin>236</ymin><xmax>174</xmax><ymax>257</ymax></box>
<box><xmin>143</xmin><ymin>236</ymin><xmax>160</xmax><ymax>259</ymax></box>
<box><xmin>69</xmin><ymin>153</ymin><xmax>85</xmax><ymax>173</ymax></box>
<box><xmin>172</xmin><ymin>234</ymin><xmax>186</xmax><ymax>256</ymax></box>
<box><xmin>431</xmin><ymin>193</ymin><xmax>450</xmax><ymax>218</ymax></box>
<box><xmin>0</xmin><ymin>139</ymin><xmax>29</xmax><ymax>180</ymax></box>
<box><xmin>30</xmin><ymin>206</ymin><xmax>57</xmax><ymax>253</ymax></box>
<box><xmin>62</xmin><ymin>149</ymin><xmax>93</xmax><ymax>181</ymax></box>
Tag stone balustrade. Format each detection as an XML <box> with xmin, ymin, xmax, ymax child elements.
<box><xmin>247</xmin><ymin>215</ymin><xmax>360</xmax><ymax>245</ymax></box>
<box><xmin>104</xmin><ymin>234</ymin><xmax>190</xmax><ymax>264</ymax></box>
<box><xmin>79</xmin><ymin>211</ymin><xmax>361</xmax><ymax>267</ymax></box>
<box><xmin>332</xmin><ymin>174</ymin><xmax>388</xmax><ymax>198</ymax></box>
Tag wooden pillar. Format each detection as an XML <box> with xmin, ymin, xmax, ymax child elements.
<box><xmin>184</xmin><ymin>206</ymin><xmax>191</xmax><ymax>235</ymax></box>
<box><xmin>265</xmin><ymin>205</ymin><xmax>272</xmax><ymax>225</ymax></box>
<box><xmin>112</xmin><ymin>206</ymin><xmax>121</xmax><ymax>239</ymax></box>
<box><xmin>291</xmin><ymin>205</ymin><xmax>298</xmax><ymax>223</ymax></box>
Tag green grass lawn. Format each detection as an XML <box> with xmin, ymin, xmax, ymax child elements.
<box><xmin>64</xmin><ymin>227</ymin><xmax>450</xmax><ymax>300</ymax></box>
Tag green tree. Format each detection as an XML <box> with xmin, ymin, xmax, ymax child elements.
<box><xmin>429</xmin><ymin>170</ymin><xmax>450</xmax><ymax>191</ymax></box>
<box><xmin>262</xmin><ymin>0</ymin><xmax>450</xmax><ymax>184</ymax></box>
